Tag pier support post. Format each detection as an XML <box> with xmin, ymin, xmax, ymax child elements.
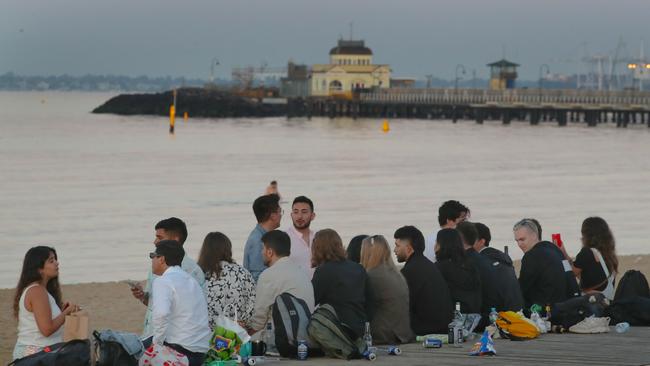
<box><xmin>502</xmin><ymin>109</ymin><xmax>511</xmax><ymax>125</ymax></box>
<box><xmin>558</xmin><ymin>110</ymin><xmax>567</xmax><ymax>126</ymax></box>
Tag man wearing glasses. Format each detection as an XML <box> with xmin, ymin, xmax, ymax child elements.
<box><xmin>514</xmin><ymin>218</ymin><xmax>577</xmax><ymax>313</ymax></box>
<box><xmin>244</xmin><ymin>194</ymin><xmax>283</xmax><ymax>282</ymax></box>
<box><xmin>145</xmin><ymin>240</ymin><xmax>211</xmax><ymax>366</ymax></box>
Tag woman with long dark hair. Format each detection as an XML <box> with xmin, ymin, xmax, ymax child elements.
<box><xmin>197</xmin><ymin>232</ymin><xmax>255</xmax><ymax>328</ymax></box>
<box><xmin>434</xmin><ymin>229</ymin><xmax>482</xmax><ymax>314</ymax></box>
<box><xmin>13</xmin><ymin>246</ymin><xmax>78</xmax><ymax>360</ymax></box>
<box><xmin>563</xmin><ymin>217</ymin><xmax>618</xmax><ymax>299</ymax></box>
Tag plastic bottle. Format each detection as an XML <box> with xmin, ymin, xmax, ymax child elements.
<box><xmin>488</xmin><ymin>307</ymin><xmax>499</xmax><ymax>325</ymax></box>
<box><xmin>264</xmin><ymin>322</ymin><xmax>273</xmax><ymax>354</ymax></box>
<box><xmin>363</xmin><ymin>322</ymin><xmax>373</xmax><ymax>351</ymax></box>
<box><xmin>615</xmin><ymin>322</ymin><xmax>630</xmax><ymax>333</ymax></box>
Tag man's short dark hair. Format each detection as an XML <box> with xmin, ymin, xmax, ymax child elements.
<box><xmin>474</xmin><ymin>222</ymin><xmax>491</xmax><ymax>247</ymax></box>
<box><xmin>253</xmin><ymin>194</ymin><xmax>281</xmax><ymax>223</ymax></box>
<box><xmin>292</xmin><ymin>196</ymin><xmax>314</xmax><ymax>211</ymax></box>
<box><xmin>155</xmin><ymin>240</ymin><xmax>185</xmax><ymax>266</ymax></box>
<box><xmin>155</xmin><ymin>217</ymin><xmax>188</xmax><ymax>245</ymax></box>
<box><xmin>394</xmin><ymin>225</ymin><xmax>425</xmax><ymax>254</ymax></box>
<box><xmin>437</xmin><ymin>200</ymin><xmax>470</xmax><ymax>227</ymax></box>
<box><xmin>261</xmin><ymin>230</ymin><xmax>291</xmax><ymax>257</ymax></box>
<box><xmin>456</xmin><ymin>221</ymin><xmax>478</xmax><ymax>247</ymax></box>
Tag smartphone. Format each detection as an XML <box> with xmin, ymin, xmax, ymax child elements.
<box><xmin>551</xmin><ymin>233</ymin><xmax>563</xmax><ymax>248</ymax></box>
<box><xmin>126</xmin><ymin>280</ymin><xmax>141</xmax><ymax>289</ymax></box>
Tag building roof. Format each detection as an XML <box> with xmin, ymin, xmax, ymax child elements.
<box><xmin>329</xmin><ymin>40</ymin><xmax>373</xmax><ymax>55</ymax></box>
<box><xmin>487</xmin><ymin>59</ymin><xmax>520</xmax><ymax>67</ymax></box>
<box><xmin>312</xmin><ymin>64</ymin><xmax>389</xmax><ymax>73</ymax></box>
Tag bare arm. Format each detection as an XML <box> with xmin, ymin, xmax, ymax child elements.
<box><xmin>27</xmin><ymin>286</ymin><xmax>75</xmax><ymax>337</ymax></box>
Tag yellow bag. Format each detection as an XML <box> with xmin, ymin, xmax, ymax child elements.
<box><xmin>495</xmin><ymin>311</ymin><xmax>540</xmax><ymax>341</ymax></box>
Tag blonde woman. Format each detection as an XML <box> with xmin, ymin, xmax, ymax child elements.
<box><xmin>360</xmin><ymin>235</ymin><xmax>414</xmax><ymax>344</ymax></box>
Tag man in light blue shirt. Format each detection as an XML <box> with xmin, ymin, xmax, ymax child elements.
<box><xmin>244</xmin><ymin>194</ymin><xmax>282</xmax><ymax>281</ymax></box>
<box><xmin>130</xmin><ymin>217</ymin><xmax>205</xmax><ymax>337</ymax></box>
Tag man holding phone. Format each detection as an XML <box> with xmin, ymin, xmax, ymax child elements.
<box><xmin>131</xmin><ymin>217</ymin><xmax>205</xmax><ymax>337</ymax></box>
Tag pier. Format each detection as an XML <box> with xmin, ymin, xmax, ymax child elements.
<box><xmin>299</xmin><ymin>88</ymin><xmax>650</xmax><ymax>127</ymax></box>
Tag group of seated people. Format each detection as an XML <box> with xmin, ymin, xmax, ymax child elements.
<box><xmin>12</xmin><ymin>196</ymin><xmax>620</xmax><ymax>364</ymax></box>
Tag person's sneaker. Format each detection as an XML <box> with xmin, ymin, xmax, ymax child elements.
<box><xmin>569</xmin><ymin>316</ymin><xmax>611</xmax><ymax>334</ymax></box>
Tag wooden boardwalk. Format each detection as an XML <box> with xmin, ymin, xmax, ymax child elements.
<box><xmin>272</xmin><ymin>327</ymin><xmax>650</xmax><ymax>366</ymax></box>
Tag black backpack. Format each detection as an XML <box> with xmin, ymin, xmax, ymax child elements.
<box><xmin>614</xmin><ymin>270</ymin><xmax>650</xmax><ymax>301</ymax></box>
<box><xmin>8</xmin><ymin>339</ymin><xmax>90</xmax><ymax>366</ymax></box>
<box><xmin>92</xmin><ymin>331</ymin><xmax>138</xmax><ymax>366</ymax></box>
<box><xmin>551</xmin><ymin>293</ymin><xmax>608</xmax><ymax>329</ymax></box>
<box><xmin>272</xmin><ymin>292</ymin><xmax>314</xmax><ymax>357</ymax></box>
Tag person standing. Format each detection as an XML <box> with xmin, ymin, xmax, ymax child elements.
<box><xmin>394</xmin><ymin>225</ymin><xmax>453</xmax><ymax>335</ymax></box>
<box><xmin>12</xmin><ymin>246</ymin><xmax>79</xmax><ymax>360</ymax></box>
<box><xmin>130</xmin><ymin>217</ymin><xmax>205</xmax><ymax>338</ymax></box>
<box><xmin>244</xmin><ymin>194</ymin><xmax>282</xmax><ymax>282</ymax></box>
<box><xmin>284</xmin><ymin>196</ymin><xmax>316</xmax><ymax>276</ymax></box>
<box><xmin>147</xmin><ymin>240</ymin><xmax>211</xmax><ymax>366</ymax></box>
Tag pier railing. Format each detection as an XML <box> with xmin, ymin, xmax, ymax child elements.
<box><xmin>359</xmin><ymin>88</ymin><xmax>650</xmax><ymax>108</ymax></box>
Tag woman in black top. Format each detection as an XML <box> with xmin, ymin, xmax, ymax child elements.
<box><xmin>312</xmin><ymin>229</ymin><xmax>371</xmax><ymax>339</ymax></box>
<box><xmin>434</xmin><ymin>228</ymin><xmax>482</xmax><ymax>314</ymax></box>
<box><xmin>562</xmin><ymin>217</ymin><xmax>618</xmax><ymax>298</ymax></box>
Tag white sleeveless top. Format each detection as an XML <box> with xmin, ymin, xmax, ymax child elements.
<box><xmin>13</xmin><ymin>283</ymin><xmax>63</xmax><ymax>359</ymax></box>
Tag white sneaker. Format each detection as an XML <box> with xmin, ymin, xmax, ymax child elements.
<box><xmin>569</xmin><ymin>316</ymin><xmax>610</xmax><ymax>334</ymax></box>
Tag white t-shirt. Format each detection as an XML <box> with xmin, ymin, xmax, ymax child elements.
<box><xmin>424</xmin><ymin>229</ymin><xmax>439</xmax><ymax>263</ymax></box>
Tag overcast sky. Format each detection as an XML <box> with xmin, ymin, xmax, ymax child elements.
<box><xmin>2</xmin><ymin>0</ymin><xmax>649</xmax><ymax>80</ymax></box>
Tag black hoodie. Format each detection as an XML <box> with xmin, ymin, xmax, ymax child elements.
<box><xmin>480</xmin><ymin>246</ymin><xmax>524</xmax><ymax>311</ymax></box>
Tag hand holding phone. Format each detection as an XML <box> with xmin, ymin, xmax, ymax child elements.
<box><xmin>551</xmin><ymin>233</ymin><xmax>563</xmax><ymax>248</ymax></box>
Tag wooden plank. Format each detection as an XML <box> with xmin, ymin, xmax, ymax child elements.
<box><xmin>268</xmin><ymin>327</ymin><xmax>650</xmax><ymax>366</ymax></box>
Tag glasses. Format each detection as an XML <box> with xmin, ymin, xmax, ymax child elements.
<box><xmin>149</xmin><ymin>252</ymin><xmax>162</xmax><ymax>259</ymax></box>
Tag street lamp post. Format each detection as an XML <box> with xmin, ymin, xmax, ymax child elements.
<box><xmin>455</xmin><ymin>64</ymin><xmax>466</xmax><ymax>91</ymax></box>
<box><xmin>210</xmin><ymin>58</ymin><xmax>220</xmax><ymax>85</ymax></box>
<box><xmin>538</xmin><ymin>64</ymin><xmax>550</xmax><ymax>102</ymax></box>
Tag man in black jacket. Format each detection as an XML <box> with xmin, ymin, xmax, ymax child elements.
<box><xmin>474</xmin><ymin>222</ymin><xmax>524</xmax><ymax>311</ymax></box>
<box><xmin>514</xmin><ymin>218</ymin><xmax>578</xmax><ymax>311</ymax></box>
<box><xmin>394</xmin><ymin>225</ymin><xmax>453</xmax><ymax>335</ymax></box>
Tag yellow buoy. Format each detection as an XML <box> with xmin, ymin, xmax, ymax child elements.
<box><xmin>382</xmin><ymin>119</ymin><xmax>390</xmax><ymax>132</ymax></box>
<box><xmin>169</xmin><ymin>105</ymin><xmax>176</xmax><ymax>134</ymax></box>
<box><xmin>183</xmin><ymin>112</ymin><xmax>188</xmax><ymax>121</ymax></box>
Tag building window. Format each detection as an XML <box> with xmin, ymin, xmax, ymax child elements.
<box><xmin>329</xmin><ymin>80</ymin><xmax>343</xmax><ymax>91</ymax></box>
<box><xmin>322</xmin><ymin>79</ymin><xmax>326</xmax><ymax>90</ymax></box>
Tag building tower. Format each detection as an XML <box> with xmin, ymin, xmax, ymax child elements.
<box><xmin>487</xmin><ymin>59</ymin><xmax>519</xmax><ymax>90</ymax></box>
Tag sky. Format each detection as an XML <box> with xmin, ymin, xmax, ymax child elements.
<box><xmin>2</xmin><ymin>0</ymin><xmax>649</xmax><ymax>80</ymax></box>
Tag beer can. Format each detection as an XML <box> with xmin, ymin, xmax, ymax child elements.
<box><xmin>387</xmin><ymin>346</ymin><xmax>402</xmax><ymax>355</ymax></box>
<box><xmin>423</xmin><ymin>337</ymin><xmax>442</xmax><ymax>348</ymax></box>
<box><xmin>362</xmin><ymin>350</ymin><xmax>377</xmax><ymax>361</ymax></box>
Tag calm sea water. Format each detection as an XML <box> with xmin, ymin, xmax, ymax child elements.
<box><xmin>1</xmin><ymin>91</ymin><xmax>649</xmax><ymax>288</ymax></box>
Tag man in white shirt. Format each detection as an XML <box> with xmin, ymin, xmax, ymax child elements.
<box><xmin>130</xmin><ymin>217</ymin><xmax>205</xmax><ymax>338</ymax></box>
<box><xmin>147</xmin><ymin>240</ymin><xmax>211</xmax><ymax>366</ymax></box>
<box><xmin>246</xmin><ymin>230</ymin><xmax>315</xmax><ymax>343</ymax></box>
<box><xmin>284</xmin><ymin>196</ymin><xmax>316</xmax><ymax>276</ymax></box>
<box><xmin>424</xmin><ymin>200</ymin><xmax>470</xmax><ymax>262</ymax></box>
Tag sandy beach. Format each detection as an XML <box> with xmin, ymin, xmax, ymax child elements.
<box><xmin>2</xmin><ymin>254</ymin><xmax>649</xmax><ymax>363</ymax></box>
